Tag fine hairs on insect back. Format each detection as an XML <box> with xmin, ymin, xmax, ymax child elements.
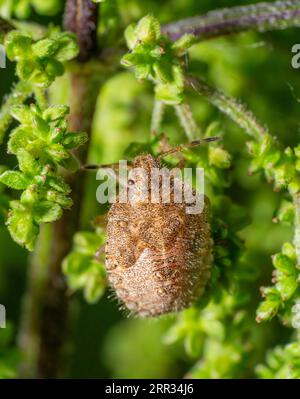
<box><xmin>83</xmin><ymin>137</ymin><xmax>221</xmax><ymax>317</ymax></box>
<box><xmin>97</xmin><ymin>137</ymin><xmax>219</xmax><ymax>317</ymax></box>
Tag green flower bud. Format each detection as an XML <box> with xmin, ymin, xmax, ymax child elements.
<box><xmin>276</xmin><ymin>275</ymin><xmax>297</xmax><ymax>301</ymax></box>
<box><xmin>46</xmin><ymin>190</ymin><xmax>73</xmax><ymax>208</ymax></box>
<box><xmin>5</xmin><ymin>31</ymin><xmax>32</xmax><ymax>60</ymax></box>
<box><xmin>273</xmin><ymin>163</ymin><xmax>295</xmax><ymax>188</ymax></box>
<box><xmin>256</xmin><ymin>287</ymin><xmax>281</xmax><ymax>322</ymax></box>
<box><xmin>54</xmin><ymin>32</ymin><xmax>79</xmax><ymax>62</ymax></box>
<box><xmin>276</xmin><ymin>200</ymin><xmax>294</xmax><ymax>224</ymax></box>
<box><xmin>10</xmin><ymin>105</ymin><xmax>32</xmax><ymax>126</ymax></box>
<box><xmin>209</xmin><ymin>147</ymin><xmax>232</xmax><ymax>169</ymax></box>
<box><xmin>33</xmin><ymin>200</ymin><xmax>62</xmax><ymax>223</ymax></box>
<box><xmin>124</xmin><ymin>24</ymin><xmax>137</xmax><ymax>50</ymax></box>
<box><xmin>7</xmin><ymin>204</ymin><xmax>39</xmax><ymax>251</ymax></box>
<box><xmin>20</xmin><ymin>186</ymin><xmax>39</xmax><ymax>204</ymax></box>
<box><xmin>46</xmin><ymin>144</ymin><xmax>69</xmax><ymax>162</ymax></box>
<box><xmin>172</xmin><ymin>33</ymin><xmax>196</xmax><ymax>56</ymax></box>
<box><xmin>32</xmin><ymin>39</ymin><xmax>58</xmax><ymax>58</ymax></box>
<box><xmin>0</xmin><ymin>170</ymin><xmax>29</xmax><ymax>190</ymax></box>
<box><xmin>288</xmin><ymin>176</ymin><xmax>300</xmax><ymax>195</ymax></box>
<box><xmin>153</xmin><ymin>61</ymin><xmax>174</xmax><ymax>84</ymax></box>
<box><xmin>272</xmin><ymin>253</ymin><xmax>295</xmax><ymax>274</ymax></box>
<box><xmin>281</xmin><ymin>242</ymin><xmax>296</xmax><ymax>260</ymax></box>
<box><xmin>135</xmin><ymin>15</ymin><xmax>160</xmax><ymax>45</ymax></box>
<box><xmin>155</xmin><ymin>83</ymin><xmax>184</xmax><ymax>105</ymax></box>
<box><xmin>45</xmin><ymin>59</ymin><xmax>64</xmax><ymax>80</ymax></box>
<box><xmin>262</xmin><ymin>151</ymin><xmax>281</xmax><ymax>170</ymax></box>
<box><xmin>43</xmin><ymin>105</ymin><xmax>69</xmax><ymax>122</ymax></box>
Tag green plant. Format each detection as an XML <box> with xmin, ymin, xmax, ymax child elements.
<box><xmin>0</xmin><ymin>0</ymin><xmax>300</xmax><ymax>379</ymax></box>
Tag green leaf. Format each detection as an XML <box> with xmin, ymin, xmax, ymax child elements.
<box><xmin>281</xmin><ymin>242</ymin><xmax>296</xmax><ymax>260</ymax></box>
<box><xmin>16</xmin><ymin>59</ymin><xmax>41</xmax><ymax>83</ymax></box>
<box><xmin>32</xmin><ymin>114</ymin><xmax>50</xmax><ymax>137</ymax></box>
<box><xmin>83</xmin><ymin>265</ymin><xmax>106</xmax><ymax>304</ymax></box>
<box><xmin>17</xmin><ymin>150</ymin><xmax>41</xmax><ymax>175</ymax></box>
<box><xmin>5</xmin><ymin>31</ymin><xmax>32</xmax><ymax>60</ymax></box>
<box><xmin>7</xmin><ymin>205</ymin><xmax>39</xmax><ymax>251</ymax></box>
<box><xmin>63</xmin><ymin>252</ymin><xmax>92</xmax><ymax>276</ymax></box>
<box><xmin>46</xmin><ymin>175</ymin><xmax>71</xmax><ymax>194</ymax></box>
<box><xmin>135</xmin><ymin>15</ymin><xmax>161</xmax><ymax>44</ymax></box>
<box><xmin>277</xmin><ymin>201</ymin><xmax>294</xmax><ymax>224</ymax></box>
<box><xmin>32</xmin><ymin>38</ymin><xmax>58</xmax><ymax>58</ymax></box>
<box><xmin>45</xmin><ymin>190</ymin><xmax>73</xmax><ymax>208</ymax></box>
<box><xmin>8</xmin><ymin>127</ymin><xmax>32</xmax><ymax>154</ymax></box>
<box><xmin>46</xmin><ymin>143</ymin><xmax>69</xmax><ymax>162</ymax></box>
<box><xmin>172</xmin><ymin>33</ymin><xmax>196</xmax><ymax>55</ymax></box>
<box><xmin>124</xmin><ymin>24</ymin><xmax>137</xmax><ymax>50</ymax></box>
<box><xmin>62</xmin><ymin>132</ymin><xmax>88</xmax><ymax>149</ymax></box>
<box><xmin>10</xmin><ymin>105</ymin><xmax>32</xmax><ymax>125</ymax></box>
<box><xmin>155</xmin><ymin>83</ymin><xmax>184</xmax><ymax>105</ymax></box>
<box><xmin>0</xmin><ymin>171</ymin><xmax>29</xmax><ymax>190</ymax></box>
<box><xmin>209</xmin><ymin>147</ymin><xmax>232</xmax><ymax>169</ymax></box>
<box><xmin>272</xmin><ymin>253</ymin><xmax>295</xmax><ymax>274</ymax></box>
<box><xmin>33</xmin><ymin>201</ymin><xmax>62</xmax><ymax>223</ymax></box>
<box><xmin>59</xmin><ymin>153</ymin><xmax>80</xmax><ymax>171</ymax></box>
<box><xmin>153</xmin><ymin>60</ymin><xmax>174</xmax><ymax>84</ymax></box>
<box><xmin>276</xmin><ymin>276</ymin><xmax>297</xmax><ymax>301</ymax></box>
<box><xmin>54</xmin><ymin>33</ymin><xmax>79</xmax><ymax>62</ymax></box>
<box><xmin>43</xmin><ymin>105</ymin><xmax>69</xmax><ymax>122</ymax></box>
<box><xmin>20</xmin><ymin>186</ymin><xmax>39</xmax><ymax>205</ymax></box>
<box><xmin>256</xmin><ymin>289</ymin><xmax>281</xmax><ymax>322</ymax></box>
<box><xmin>44</xmin><ymin>59</ymin><xmax>64</xmax><ymax>81</ymax></box>
<box><xmin>73</xmin><ymin>231</ymin><xmax>104</xmax><ymax>255</ymax></box>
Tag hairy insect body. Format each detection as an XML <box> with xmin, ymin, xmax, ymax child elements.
<box><xmin>105</xmin><ymin>155</ymin><xmax>213</xmax><ymax>317</ymax></box>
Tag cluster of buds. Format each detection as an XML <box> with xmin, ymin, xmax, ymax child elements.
<box><xmin>63</xmin><ymin>229</ymin><xmax>107</xmax><ymax>304</ymax></box>
<box><xmin>5</xmin><ymin>30</ymin><xmax>78</xmax><ymax>87</ymax></box>
<box><xmin>256</xmin><ymin>342</ymin><xmax>300</xmax><ymax>379</ymax></box>
<box><xmin>256</xmin><ymin>242</ymin><xmax>299</xmax><ymax>323</ymax></box>
<box><xmin>121</xmin><ymin>15</ymin><xmax>196</xmax><ymax>105</ymax></box>
<box><xmin>0</xmin><ymin>104</ymin><xmax>87</xmax><ymax>250</ymax></box>
<box><xmin>247</xmin><ymin>134</ymin><xmax>300</xmax><ymax>194</ymax></box>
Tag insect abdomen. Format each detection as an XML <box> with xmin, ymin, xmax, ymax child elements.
<box><xmin>105</xmin><ymin>200</ymin><xmax>213</xmax><ymax>317</ymax></box>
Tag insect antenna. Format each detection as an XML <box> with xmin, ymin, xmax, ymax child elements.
<box><xmin>81</xmin><ymin>162</ymin><xmax>133</xmax><ymax>171</ymax></box>
<box><xmin>157</xmin><ymin>136</ymin><xmax>222</xmax><ymax>159</ymax></box>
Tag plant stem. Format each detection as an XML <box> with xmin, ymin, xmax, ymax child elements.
<box><xmin>36</xmin><ymin>70</ymin><xmax>101</xmax><ymax>379</ymax></box>
<box><xmin>18</xmin><ymin>224</ymin><xmax>53</xmax><ymax>378</ymax></box>
<box><xmin>185</xmin><ymin>76</ymin><xmax>267</xmax><ymax>142</ymax></box>
<box><xmin>18</xmin><ymin>0</ymin><xmax>101</xmax><ymax>378</ymax></box>
<box><xmin>293</xmin><ymin>194</ymin><xmax>300</xmax><ymax>266</ymax></box>
<box><xmin>34</xmin><ymin>87</ymin><xmax>48</xmax><ymax>111</ymax></box>
<box><xmin>0</xmin><ymin>81</ymin><xmax>32</xmax><ymax>144</ymax></box>
<box><xmin>151</xmin><ymin>99</ymin><xmax>165</xmax><ymax>136</ymax></box>
<box><xmin>64</xmin><ymin>0</ymin><xmax>99</xmax><ymax>62</ymax></box>
<box><xmin>162</xmin><ymin>0</ymin><xmax>300</xmax><ymax>42</ymax></box>
<box><xmin>175</xmin><ymin>102</ymin><xmax>201</xmax><ymax>141</ymax></box>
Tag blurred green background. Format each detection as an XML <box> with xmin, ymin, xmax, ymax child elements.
<box><xmin>0</xmin><ymin>0</ymin><xmax>299</xmax><ymax>378</ymax></box>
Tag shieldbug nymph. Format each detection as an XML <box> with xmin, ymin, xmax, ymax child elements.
<box><xmin>103</xmin><ymin>137</ymin><xmax>218</xmax><ymax>318</ymax></box>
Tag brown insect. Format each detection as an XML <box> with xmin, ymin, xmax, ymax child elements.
<box><xmin>103</xmin><ymin>138</ymin><xmax>217</xmax><ymax>318</ymax></box>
